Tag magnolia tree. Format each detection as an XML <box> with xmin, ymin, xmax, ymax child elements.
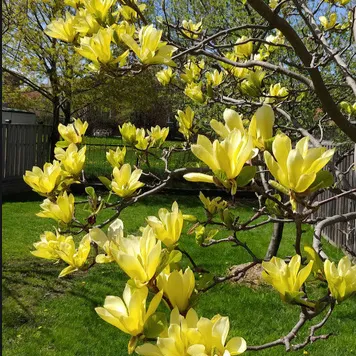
<box><xmin>23</xmin><ymin>0</ymin><xmax>356</xmax><ymax>354</ymax></box>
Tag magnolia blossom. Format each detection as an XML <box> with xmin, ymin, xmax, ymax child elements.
<box><xmin>262</xmin><ymin>255</ymin><xmax>314</xmax><ymax>304</ymax></box>
<box><xmin>54</xmin><ymin>143</ymin><xmax>86</xmax><ymax>176</ymax></box>
<box><xmin>264</xmin><ymin>134</ymin><xmax>334</xmax><ymax>193</ymax></box>
<box><xmin>111</xmin><ymin>164</ymin><xmax>144</xmax><ymax>198</ymax></box>
<box><xmin>110</xmin><ymin>225</ymin><xmax>162</xmax><ymax>287</ymax></box>
<box><xmin>157</xmin><ymin>267</ymin><xmax>195</xmax><ymax>312</ymax></box>
<box><xmin>89</xmin><ymin>218</ymin><xmax>124</xmax><ymax>263</ymax></box>
<box><xmin>324</xmin><ymin>257</ymin><xmax>356</xmax><ymax>303</ymax></box>
<box><xmin>23</xmin><ymin>161</ymin><xmax>63</xmax><ymax>196</ymax></box>
<box><xmin>146</xmin><ymin>201</ymin><xmax>183</xmax><ymax>249</ymax></box>
<box><xmin>95</xmin><ymin>283</ymin><xmax>163</xmax><ymax>336</ymax></box>
<box><xmin>37</xmin><ymin>191</ymin><xmax>75</xmax><ymax>224</ymax></box>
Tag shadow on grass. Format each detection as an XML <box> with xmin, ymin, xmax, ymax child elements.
<box><xmin>2</xmin><ymin>259</ymin><xmax>115</xmax><ymax>329</ymax></box>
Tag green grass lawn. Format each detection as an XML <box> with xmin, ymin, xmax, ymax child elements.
<box><xmin>82</xmin><ymin>137</ymin><xmax>198</xmax><ymax>180</ymax></box>
<box><xmin>2</xmin><ymin>193</ymin><xmax>356</xmax><ymax>356</ymax></box>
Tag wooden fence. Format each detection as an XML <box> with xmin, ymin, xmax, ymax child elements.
<box><xmin>2</xmin><ymin>124</ymin><xmax>52</xmax><ymax>182</ymax></box>
<box><xmin>312</xmin><ymin>145</ymin><xmax>356</xmax><ymax>253</ymax></box>
<box><xmin>1</xmin><ymin>124</ymin><xmax>355</xmax><ymax>251</ymax></box>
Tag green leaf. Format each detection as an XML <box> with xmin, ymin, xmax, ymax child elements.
<box><xmin>55</xmin><ymin>140</ymin><xmax>69</xmax><ymax>148</ymax></box>
<box><xmin>144</xmin><ymin>312</ymin><xmax>168</xmax><ymax>338</ymax></box>
<box><xmin>264</xmin><ymin>137</ymin><xmax>274</xmax><ymax>153</ymax></box>
<box><xmin>155</xmin><ymin>250</ymin><xmax>170</xmax><ymax>275</ymax></box>
<box><xmin>85</xmin><ymin>186</ymin><xmax>96</xmax><ymax>199</ymax></box>
<box><xmin>98</xmin><ymin>176</ymin><xmax>112</xmax><ymax>190</ymax></box>
<box><xmin>168</xmin><ymin>250</ymin><xmax>182</xmax><ymax>264</ymax></box>
<box><xmin>265</xmin><ymin>194</ymin><xmax>282</xmax><ymax>217</ymax></box>
<box><xmin>309</xmin><ymin>171</ymin><xmax>334</xmax><ymax>192</ymax></box>
<box><xmin>155</xmin><ymin>249</ymin><xmax>182</xmax><ymax>276</ymax></box>
<box><xmin>236</xmin><ymin>166</ymin><xmax>256</xmax><ymax>187</ymax></box>
<box><xmin>340</xmin><ymin>101</ymin><xmax>352</xmax><ymax>114</ymax></box>
<box><xmin>207</xmin><ymin>229</ymin><xmax>219</xmax><ymax>239</ymax></box>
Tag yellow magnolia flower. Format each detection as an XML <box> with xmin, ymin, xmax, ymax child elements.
<box><xmin>248</xmin><ymin>104</ymin><xmax>274</xmax><ymax>149</ymax></box>
<box><xmin>112</xmin><ymin>21</ymin><xmax>136</xmax><ymax>39</ymax></box>
<box><xmin>184</xmin><ymin>130</ymin><xmax>256</xmax><ymax>194</ymax></box>
<box><xmin>65</xmin><ymin>0</ymin><xmax>82</xmax><ymax>7</ymax></box>
<box><xmin>334</xmin><ymin>0</ymin><xmax>350</xmax><ymax>5</ymax></box>
<box><xmin>82</xmin><ymin>0</ymin><xmax>115</xmax><ymax>22</ymax></box>
<box><xmin>262</xmin><ymin>255</ymin><xmax>314</xmax><ymax>304</ymax></box>
<box><xmin>234</xmin><ymin>36</ymin><xmax>253</xmax><ymax>59</ymax></box>
<box><xmin>136</xmin><ymin>307</ymin><xmax>246</xmax><ymax>356</ymax></box>
<box><xmin>240</xmin><ymin>70</ymin><xmax>265</xmax><ymax>97</ymax></box>
<box><xmin>304</xmin><ymin>245</ymin><xmax>324</xmax><ymax>275</ymax></box>
<box><xmin>324</xmin><ymin>256</ymin><xmax>356</xmax><ymax>303</ymax></box>
<box><xmin>232</xmin><ymin>66</ymin><xmax>249</xmax><ymax>79</ymax></box>
<box><xmin>121</xmin><ymin>24</ymin><xmax>177</xmax><ymax>66</ymax></box>
<box><xmin>157</xmin><ymin>267</ymin><xmax>195</xmax><ymax>312</ymax></box>
<box><xmin>205</xmin><ymin>69</ymin><xmax>224</xmax><ymax>87</ymax></box>
<box><xmin>265</xmin><ymin>31</ymin><xmax>284</xmax><ymax>52</ymax></box>
<box><xmin>265</xmin><ymin>83</ymin><xmax>289</xmax><ymax>104</ymax></box>
<box><xmin>119</xmin><ymin>122</ymin><xmax>137</xmax><ymax>145</ymax></box>
<box><xmin>45</xmin><ymin>12</ymin><xmax>77</xmax><ymax>42</ymax></box>
<box><xmin>136</xmin><ymin>307</ymin><xmax>201</xmax><ymax>355</ymax></box>
<box><xmin>156</xmin><ymin>67</ymin><xmax>173</xmax><ymax>86</ymax></box>
<box><xmin>181</xmin><ymin>60</ymin><xmax>204</xmax><ymax>83</ymax></box>
<box><xmin>148</xmin><ymin>126</ymin><xmax>169</xmax><ymax>147</ymax></box>
<box><xmin>109</xmin><ymin>225</ymin><xmax>161</xmax><ymax>286</ymax></box>
<box><xmin>184</xmin><ymin>82</ymin><xmax>205</xmax><ymax>104</ymax></box>
<box><xmin>76</xmin><ymin>28</ymin><xmax>129</xmax><ymax>69</ymax></box>
<box><xmin>56</xmin><ymin>235</ymin><xmax>91</xmax><ymax>277</ymax></box>
<box><xmin>175</xmin><ymin>106</ymin><xmax>195</xmax><ymax>140</ymax></box>
<box><xmin>196</xmin><ymin>314</ymin><xmax>247</xmax><ymax>355</ymax></box>
<box><xmin>135</xmin><ymin>128</ymin><xmax>150</xmax><ymax>150</ymax></box>
<box><xmin>264</xmin><ymin>134</ymin><xmax>335</xmax><ymax>193</ymax></box>
<box><xmin>89</xmin><ymin>218</ymin><xmax>124</xmax><ymax>263</ymax></box>
<box><xmin>74</xmin><ymin>9</ymin><xmax>100</xmax><ymax>36</ymax></box>
<box><xmin>182</xmin><ymin>19</ymin><xmax>202</xmax><ymax>39</ymax></box>
<box><xmin>118</xmin><ymin>1</ymin><xmax>146</xmax><ymax>21</ymax></box>
<box><xmin>54</xmin><ymin>143</ymin><xmax>86</xmax><ymax>176</ymax></box>
<box><xmin>220</xmin><ymin>52</ymin><xmax>237</xmax><ymax>72</ymax></box>
<box><xmin>146</xmin><ymin>201</ymin><xmax>183</xmax><ymax>249</ymax></box>
<box><xmin>23</xmin><ymin>161</ymin><xmax>63</xmax><ymax>196</ymax></box>
<box><xmin>210</xmin><ymin>108</ymin><xmax>244</xmax><ymax>139</ymax></box>
<box><xmin>36</xmin><ymin>191</ymin><xmax>75</xmax><ymax>224</ymax></box>
<box><xmin>95</xmin><ymin>283</ymin><xmax>162</xmax><ymax>336</ymax></box>
<box><xmin>319</xmin><ymin>13</ymin><xmax>337</xmax><ymax>30</ymax></box>
<box><xmin>31</xmin><ymin>230</ymin><xmax>67</xmax><ymax>260</ymax></box>
<box><xmin>269</xmin><ymin>0</ymin><xmax>278</xmax><ymax>9</ymax></box>
<box><xmin>58</xmin><ymin>118</ymin><xmax>88</xmax><ymax>145</ymax></box>
<box><xmin>106</xmin><ymin>146</ymin><xmax>126</xmax><ymax>168</ymax></box>
<box><xmin>199</xmin><ymin>192</ymin><xmax>227</xmax><ymax>215</ymax></box>
<box><xmin>111</xmin><ymin>164</ymin><xmax>145</xmax><ymax>198</ymax></box>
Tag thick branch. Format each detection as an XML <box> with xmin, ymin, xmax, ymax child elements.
<box><xmin>295</xmin><ymin>0</ymin><xmax>356</xmax><ymax>96</ymax></box>
<box><xmin>2</xmin><ymin>67</ymin><xmax>54</xmax><ymax>101</ymax></box>
<box><xmin>313</xmin><ymin>212</ymin><xmax>356</xmax><ymax>260</ymax></box>
<box><xmin>247</xmin><ymin>0</ymin><xmax>356</xmax><ymax>142</ymax></box>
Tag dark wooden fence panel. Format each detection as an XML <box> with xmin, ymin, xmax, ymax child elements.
<box><xmin>312</xmin><ymin>145</ymin><xmax>356</xmax><ymax>253</ymax></box>
<box><xmin>2</xmin><ymin>124</ymin><xmax>52</xmax><ymax>181</ymax></box>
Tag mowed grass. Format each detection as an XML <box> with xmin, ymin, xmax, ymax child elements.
<box><xmin>2</xmin><ymin>193</ymin><xmax>356</xmax><ymax>356</ymax></box>
<box><xmin>82</xmin><ymin>136</ymin><xmax>198</xmax><ymax>180</ymax></box>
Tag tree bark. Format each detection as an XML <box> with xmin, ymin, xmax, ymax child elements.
<box><xmin>247</xmin><ymin>0</ymin><xmax>356</xmax><ymax>143</ymax></box>
<box><xmin>265</xmin><ymin>222</ymin><xmax>284</xmax><ymax>260</ymax></box>
<box><xmin>50</xmin><ymin>96</ymin><xmax>60</xmax><ymax>161</ymax></box>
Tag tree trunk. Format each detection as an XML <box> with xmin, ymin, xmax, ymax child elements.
<box><xmin>50</xmin><ymin>97</ymin><xmax>60</xmax><ymax>161</ymax></box>
<box><xmin>63</xmin><ymin>100</ymin><xmax>71</xmax><ymax>125</ymax></box>
<box><xmin>265</xmin><ymin>222</ymin><xmax>284</xmax><ymax>260</ymax></box>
